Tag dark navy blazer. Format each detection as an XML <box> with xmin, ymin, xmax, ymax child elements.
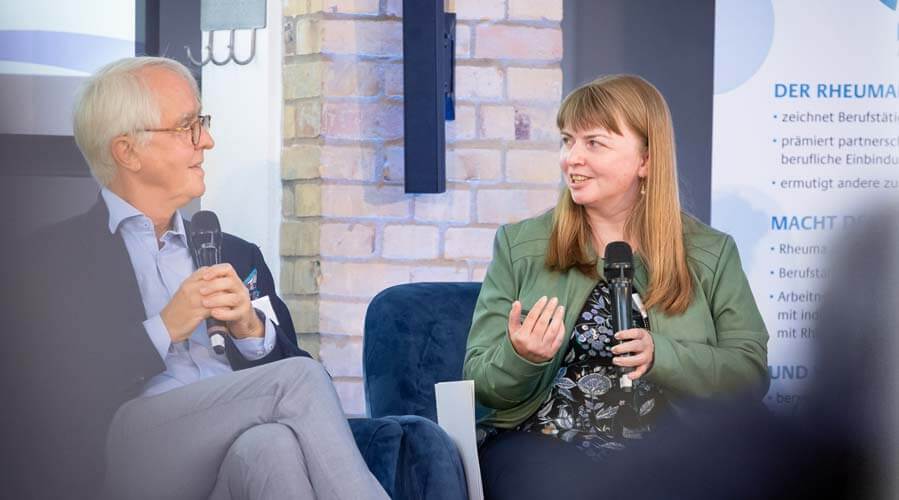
<box><xmin>4</xmin><ymin>199</ymin><xmax>309</xmax><ymax>498</ymax></box>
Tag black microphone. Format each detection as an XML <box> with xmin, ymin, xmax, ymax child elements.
<box><xmin>189</xmin><ymin>210</ymin><xmax>227</xmax><ymax>354</ymax></box>
<box><xmin>604</xmin><ymin>241</ymin><xmax>635</xmax><ymax>389</ymax></box>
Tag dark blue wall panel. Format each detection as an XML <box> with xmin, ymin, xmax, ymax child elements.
<box><xmin>562</xmin><ymin>0</ymin><xmax>715</xmax><ymax>223</ymax></box>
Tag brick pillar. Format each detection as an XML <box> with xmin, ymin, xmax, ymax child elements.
<box><xmin>282</xmin><ymin>0</ymin><xmax>563</xmax><ymax>415</ymax></box>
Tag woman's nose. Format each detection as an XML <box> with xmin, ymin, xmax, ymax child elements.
<box><xmin>564</xmin><ymin>143</ymin><xmax>584</xmax><ymax>165</ymax></box>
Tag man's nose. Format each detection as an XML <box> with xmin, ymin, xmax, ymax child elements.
<box><xmin>197</xmin><ymin>126</ymin><xmax>214</xmax><ymax>150</ymax></box>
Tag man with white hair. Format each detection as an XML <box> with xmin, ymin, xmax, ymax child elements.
<box><xmin>5</xmin><ymin>57</ymin><xmax>387</xmax><ymax>500</ymax></box>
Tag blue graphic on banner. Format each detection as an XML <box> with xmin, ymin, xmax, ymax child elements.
<box><xmin>710</xmin><ymin>193</ymin><xmax>770</xmax><ymax>271</ymax></box>
<box><xmin>0</xmin><ymin>30</ymin><xmax>135</xmax><ymax>73</ymax></box>
<box><xmin>881</xmin><ymin>0</ymin><xmax>897</xmax><ymax>11</ymax></box>
<box><xmin>713</xmin><ymin>0</ymin><xmax>775</xmax><ymax>94</ymax></box>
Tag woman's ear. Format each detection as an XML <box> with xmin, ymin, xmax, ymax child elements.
<box><xmin>110</xmin><ymin>135</ymin><xmax>141</xmax><ymax>174</ymax></box>
<box><xmin>638</xmin><ymin>152</ymin><xmax>650</xmax><ymax>177</ymax></box>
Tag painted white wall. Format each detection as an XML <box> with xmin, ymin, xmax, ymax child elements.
<box><xmin>200</xmin><ymin>1</ymin><xmax>282</xmax><ymax>287</ymax></box>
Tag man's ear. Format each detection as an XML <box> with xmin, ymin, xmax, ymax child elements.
<box><xmin>110</xmin><ymin>135</ymin><xmax>141</xmax><ymax>174</ymax></box>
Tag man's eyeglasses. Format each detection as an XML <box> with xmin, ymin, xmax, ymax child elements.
<box><xmin>143</xmin><ymin>114</ymin><xmax>212</xmax><ymax>146</ymax></box>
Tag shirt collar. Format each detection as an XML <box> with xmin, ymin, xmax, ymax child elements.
<box><xmin>100</xmin><ymin>188</ymin><xmax>187</xmax><ymax>241</ymax></box>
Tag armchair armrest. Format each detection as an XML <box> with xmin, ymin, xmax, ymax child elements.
<box><xmin>436</xmin><ymin>380</ymin><xmax>484</xmax><ymax>500</ymax></box>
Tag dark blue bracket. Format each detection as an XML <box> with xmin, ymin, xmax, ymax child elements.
<box><xmin>402</xmin><ymin>0</ymin><xmax>456</xmax><ymax>194</ymax></box>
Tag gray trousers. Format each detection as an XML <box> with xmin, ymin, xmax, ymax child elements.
<box><xmin>103</xmin><ymin>357</ymin><xmax>388</xmax><ymax>500</ymax></box>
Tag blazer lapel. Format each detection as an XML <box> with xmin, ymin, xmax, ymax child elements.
<box><xmin>83</xmin><ymin>199</ymin><xmax>156</xmax><ymax>353</ymax></box>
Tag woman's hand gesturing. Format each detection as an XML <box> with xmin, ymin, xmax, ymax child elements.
<box><xmin>507</xmin><ymin>296</ymin><xmax>567</xmax><ymax>363</ymax></box>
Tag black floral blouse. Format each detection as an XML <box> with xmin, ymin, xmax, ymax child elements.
<box><xmin>517</xmin><ymin>281</ymin><xmax>666</xmax><ymax>460</ymax></box>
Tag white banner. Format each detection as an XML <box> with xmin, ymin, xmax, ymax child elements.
<box><xmin>711</xmin><ymin>0</ymin><xmax>899</xmax><ymax>414</ymax></box>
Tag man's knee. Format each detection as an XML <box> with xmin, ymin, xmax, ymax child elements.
<box><xmin>227</xmin><ymin>423</ymin><xmax>302</xmax><ymax>468</ymax></box>
<box><xmin>213</xmin><ymin>424</ymin><xmax>307</xmax><ymax>499</ymax></box>
<box><xmin>274</xmin><ymin>356</ymin><xmax>331</xmax><ymax>388</ymax></box>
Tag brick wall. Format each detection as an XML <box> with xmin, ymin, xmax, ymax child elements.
<box><xmin>281</xmin><ymin>0</ymin><xmax>563</xmax><ymax>414</ymax></box>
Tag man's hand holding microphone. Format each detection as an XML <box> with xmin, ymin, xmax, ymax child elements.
<box><xmin>160</xmin><ymin>263</ymin><xmax>262</xmax><ymax>344</ymax></box>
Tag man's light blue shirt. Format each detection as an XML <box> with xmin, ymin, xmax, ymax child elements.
<box><xmin>101</xmin><ymin>189</ymin><xmax>276</xmax><ymax>397</ymax></box>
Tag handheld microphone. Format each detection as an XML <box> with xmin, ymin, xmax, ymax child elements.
<box><xmin>189</xmin><ymin>210</ymin><xmax>227</xmax><ymax>355</ymax></box>
<box><xmin>604</xmin><ymin>241</ymin><xmax>635</xmax><ymax>390</ymax></box>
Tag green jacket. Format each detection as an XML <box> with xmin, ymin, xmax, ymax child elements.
<box><xmin>463</xmin><ymin>210</ymin><xmax>769</xmax><ymax>428</ymax></box>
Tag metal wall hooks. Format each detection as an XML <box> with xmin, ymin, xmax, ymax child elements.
<box><xmin>187</xmin><ymin>0</ymin><xmax>267</xmax><ymax>67</ymax></box>
<box><xmin>230</xmin><ymin>29</ymin><xmax>257</xmax><ymax>65</ymax></box>
<box><xmin>186</xmin><ymin>29</ymin><xmax>258</xmax><ymax>67</ymax></box>
<box><xmin>185</xmin><ymin>31</ymin><xmax>213</xmax><ymax>66</ymax></box>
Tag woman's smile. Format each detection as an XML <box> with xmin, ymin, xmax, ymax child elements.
<box><xmin>569</xmin><ymin>173</ymin><xmax>592</xmax><ymax>184</ymax></box>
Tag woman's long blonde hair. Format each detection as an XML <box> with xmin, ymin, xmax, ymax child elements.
<box><xmin>546</xmin><ymin>74</ymin><xmax>693</xmax><ymax>315</ymax></box>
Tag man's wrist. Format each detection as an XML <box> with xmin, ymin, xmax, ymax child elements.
<box><xmin>160</xmin><ymin>307</ymin><xmax>187</xmax><ymax>342</ymax></box>
<box><xmin>232</xmin><ymin>308</ymin><xmax>266</xmax><ymax>339</ymax></box>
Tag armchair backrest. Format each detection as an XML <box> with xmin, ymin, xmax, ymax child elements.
<box><xmin>363</xmin><ymin>282</ymin><xmax>481</xmax><ymax>421</ymax></box>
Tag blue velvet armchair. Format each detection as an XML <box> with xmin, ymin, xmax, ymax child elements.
<box><xmin>355</xmin><ymin>282</ymin><xmax>483</xmax><ymax>500</ymax></box>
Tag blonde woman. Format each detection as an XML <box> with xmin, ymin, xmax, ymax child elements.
<box><xmin>464</xmin><ymin>75</ymin><xmax>769</xmax><ymax>499</ymax></box>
